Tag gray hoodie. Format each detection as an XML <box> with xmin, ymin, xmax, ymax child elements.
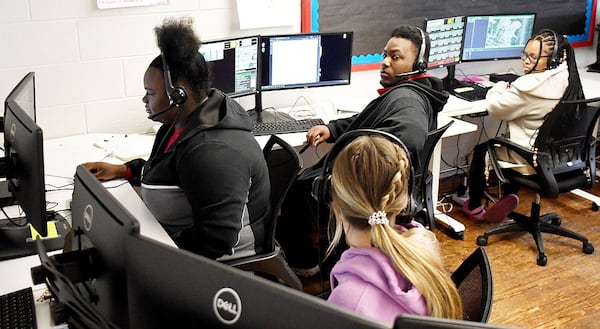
<box><xmin>486</xmin><ymin>61</ymin><xmax>569</xmax><ymax>148</ymax></box>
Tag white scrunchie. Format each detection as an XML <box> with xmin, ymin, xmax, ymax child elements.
<box><xmin>368</xmin><ymin>211</ymin><xmax>389</xmax><ymax>226</ymax></box>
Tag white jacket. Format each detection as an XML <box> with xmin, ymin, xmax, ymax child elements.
<box><xmin>485</xmin><ymin>62</ymin><xmax>569</xmax><ymax>148</ymax></box>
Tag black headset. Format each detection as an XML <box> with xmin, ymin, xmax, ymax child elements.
<box><xmin>311</xmin><ymin>129</ymin><xmax>415</xmax><ymax>223</ymax></box>
<box><xmin>161</xmin><ymin>54</ymin><xmax>187</xmax><ymax>106</ymax></box>
<box><xmin>545</xmin><ymin>29</ymin><xmax>562</xmax><ymax>70</ymax></box>
<box><xmin>413</xmin><ymin>27</ymin><xmax>428</xmax><ymax>73</ymax></box>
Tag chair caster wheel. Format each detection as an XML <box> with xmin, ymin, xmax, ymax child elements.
<box><xmin>592</xmin><ymin>202</ymin><xmax>599</xmax><ymax>212</ymax></box>
<box><xmin>537</xmin><ymin>254</ymin><xmax>548</xmax><ymax>266</ymax></box>
<box><xmin>476</xmin><ymin>236</ymin><xmax>488</xmax><ymax>246</ymax></box>
<box><xmin>583</xmin><ymin>242</ymin><xmax>594</xmax><ymax>254</ymax></box>
<box><xmin>551</xmin><ymin>217</ymin><xmax>561</xmax><ymax>226</ymax></box>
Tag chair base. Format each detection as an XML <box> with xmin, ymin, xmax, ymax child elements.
<box><xmin>476</xmin><ymin>200</ymin><xmax>595</xmax><ymax>266</ymax></box>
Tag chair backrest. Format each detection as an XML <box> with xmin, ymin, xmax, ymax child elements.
<box><xmin>451</xmin><ymin>247</ymin><xmax>493</xmax><ymax>323</ymax></box>
<box><xmin>531</xmin><ymin>97</ymin><xmax>600</xmax><ymax>193</ymax></box>
<box><xmin>262</xmin><ymin>135</ymin><xmax>303</xmax><ymax>251</ymax></box>
<box><xmin>534</xmin><ymin>97</ymin><xmax>600</xmax><ymax>175</ymax></box>
<box><xmin>411</xmin><ymin>120</ymin><xmax>454</xmax><ymax>229</ymax></box>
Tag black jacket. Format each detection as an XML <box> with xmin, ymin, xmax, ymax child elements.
<box><xmin>126</xmin><ymin>89</ymin><xmax>271</xmax><ymax>260</ymax></box>
<box><xmin>300</xmin><ymin>77</ymin><xmax>448</xmax><ymax>181</ymax></box>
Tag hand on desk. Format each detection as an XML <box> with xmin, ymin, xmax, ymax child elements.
<box><xmin>83</xmin><ymin>162</ymin><xmax>127</xmax><ymax>181</ymax></box>
<box><xmin>306</xmin><ymin>125</ymin><xmax>330</xmax><ymax>147</ymax></box>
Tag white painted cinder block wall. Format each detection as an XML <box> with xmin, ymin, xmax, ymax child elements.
<box><xmin>1</xmin><ymin>1</ymin><xmax>599</xmax><ymax>140</ymax></box>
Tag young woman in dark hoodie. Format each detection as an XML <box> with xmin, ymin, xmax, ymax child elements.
<box><xmin>84</xmin><ymin>17</ymin><xmax>270</xmax><ymax>261</ymax></box>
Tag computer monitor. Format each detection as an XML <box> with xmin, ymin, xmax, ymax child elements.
<box><xmin>37</xmin><ymin>165</ymin><xmax>140</xmax><ymax>328</ymax></box>
<box><xmin>200</xmin><ymin>35</ymin><xmax>260</xmax><ymax>98</ymax></box>
<box><xmin>424</xmin><ymin>15</ymin><xmax>467</xmax><ymax>91</ymax></box>
<box><xmin>199</xmin><ymin>35</ymin><xmax>263</xmax><ymax>123</ymax></box>
<box><xmin>0</xmin><ymin>72</ymin><xmax>68</xmax><ymax>261</ymax></box>
<box><xmin>125</xmin><ymin>233</ymin><xmax>388</xmax><ymax>329</ymax></box>
<box><xmin>425</xmin><ymin>16</ymin><xmax>466</xmax><ymax>69</ymax></box>
<box><xmin>462</xmin><ymin>13</ymin><xmax>536</xmax><ymax>62</ymax></box>
<box><xmin>257</xmin><ymin>32</ymin><xmax>353</xmax><ymax>122</ymax></box>
<box><xmin>394</xmin><ymin>314</ymin><xmax>515</xmax><ymax>329</ymax></box>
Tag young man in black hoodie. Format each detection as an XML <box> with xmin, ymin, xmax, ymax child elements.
<box><xmin>277</xmin><ymin>25</ymin><xmax>449</xmax><ymax>276</ymax></box>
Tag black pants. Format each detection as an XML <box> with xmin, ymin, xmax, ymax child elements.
<box><xmin>468</xmin><ymin>142</ymin><xmax>520</xmax><ymax>210</ymax></box>
<box><xmin>276</xmin><ymin>176</ymin><xmax>324</xmax><ymax>268</ymax></box>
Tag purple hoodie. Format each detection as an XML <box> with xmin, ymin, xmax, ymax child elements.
<box><xmin>328</xmin><ymin>247</ymin><xmax>428</xmax><ymax>326</ymax></box>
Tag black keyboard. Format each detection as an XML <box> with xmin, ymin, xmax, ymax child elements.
<box><xmin>0</xmin><ymin>287</ymin><xmax>37</xmax><ymax>329</ymax></box>
<box><xmin>252</xmin><ymin>118</ymin><xmax>326</xmax><ymax>136</ymax></box>
<box><xmin>489</xmin><ymin>72</ymin><xmax>520</xmax><ymax>83</ymax></box>
<box><xmin>452</xmin><ymin>82</ymin><xmax>491</xmax><ymax>102</ymax></box>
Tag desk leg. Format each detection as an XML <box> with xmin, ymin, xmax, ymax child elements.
<box><xmin>431</xmin><ymin>140</ymin><xmax>466</xmax><ymax>239</ymax></box>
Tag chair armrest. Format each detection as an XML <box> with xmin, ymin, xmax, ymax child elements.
<box><xmin>487</xmin><ymin>138</ymin><xmax>559</xmax><ymax>196</ymax></box>
<box><xmin>486</xmin><ymin>138</ymin><xmax>536</xmax><ymax>182</ymax></box>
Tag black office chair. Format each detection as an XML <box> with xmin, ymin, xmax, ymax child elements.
<box><xmin>451</xmin><ymin>247</ymin><xmax>493</xmax><ymax>322</ymax></box>
<box><xmin>224</xmin><ymin>135</ymin><xmax>303</xmax><ymax>290</ymax></box>
<box><xmin>476</xmin><ymin>97</ymin><xmax>600</xmax><ymax>266</ymax></box>
<box><xmin>411</xmin><ymin>120</ymin><xmax>454</xmax><ymax>230</ymax></box>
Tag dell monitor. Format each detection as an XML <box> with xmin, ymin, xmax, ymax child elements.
<box><xmin>0</xmin><ymin>72</ymin><xmax>68</xmax><ymax>261</ymax></box>
<box><xmin>394</xmin><ymin>314</ymin><xmax>514</xmax><ymax>329</ymax></box>
<box><xmin>462</xmin><ymin>13</ymin><xmax>536</xmax><ymax>62</ymax></box>
<box><xmin>124</xmin><ymin>233</ymin><xmax>388</xmax><ymax>329</ymax></box>
<box><xmin>68</xmin><ymin>164</ymin><xmax>141</xmax><ymax>327</ymax></box>
<box><xmin>424</xmin><ymin>15</ymin><xmax>467</xmax><ymax>91</ymax></box>
<box><xmin>257</xmin><ymin>32</ymin><xmax>353</xmax><ymax>122</ymax></box>
<box><xmin>32</xmin><ymin>165</ymin><xmax>142</xmax><ymax>328</ymax></box>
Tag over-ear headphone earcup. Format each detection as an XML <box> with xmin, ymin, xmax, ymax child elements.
<box><xmin>415</xmin><ymin>59</ymin><xmax>428</xmax><ymax>73</ymax></box>
<box><xmin>169</xmin><ymin>87</ymin><xmax>187</xmax><ymax>106</ymax></box>
<box><xmin>161</xmin><ymin>53</ymin><xmax>188</xmax><ymax>107</ymax></box>
<box><xmin>413</xmin><ymin>27</ymin><xmax>428</xmax><ymax>73</ymax></box>
<box><xmin>311</xmin><ymin>174</ymin><xmax>331</xmax><ymax>204</ymax></box>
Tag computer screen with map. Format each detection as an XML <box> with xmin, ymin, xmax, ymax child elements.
<box><xmin>462</xmin><ymin>13</ymin><xmax>536</xmax><ymax>61</ymax></box>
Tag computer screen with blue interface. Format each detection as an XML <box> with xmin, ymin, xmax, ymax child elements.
<box><xmin>424</xmin><ymin>16</ymin><xmax>466</xmax><ymax>69</ymax></box>
<box><xmin>462</xmin><ymin>13</ymin><xmax>536</xmax><ymax>61</ymax></box>
<box><xmin>199</xmin><ymin>35</ymin><xmax>260</xmax><ymax>97</ymax></box>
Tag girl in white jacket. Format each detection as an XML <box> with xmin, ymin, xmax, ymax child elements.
<box><xmin>463</xmin><ymin>29</ymin><xmax>584</xmax><ymax>223</ymax></box>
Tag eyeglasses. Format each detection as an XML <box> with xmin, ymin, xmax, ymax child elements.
<box><xmin>520</xmin><ymin>51</ymin><xmax>551</xmax><ymax>62</ymax></box>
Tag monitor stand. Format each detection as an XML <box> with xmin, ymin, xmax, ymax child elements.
<box><xmin>0</xmin><ymin>181</ymin><xmax>16</xmax><ymax>207</ymax></box>
<box><xmin>247</xmin><ymin>90</ymin><xmax>293</xmax><ymax>123</ymax></box>
<box><xmin>442</xmin><ymin>65</ymin><xmax>462</xmax><ymax>93</ymax></box>
<box><xmin>0</xmin><ymin>212</ymin><xmax>70</xmax><ymax>261</ymax></box>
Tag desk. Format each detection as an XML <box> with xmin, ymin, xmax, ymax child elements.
<box><xmin>0</xmin><ymin>133</ymin><xmax>176</xmax><ymax>328</ymax></box>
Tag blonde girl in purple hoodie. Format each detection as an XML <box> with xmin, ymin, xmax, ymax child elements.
<box><xmin>326</xmin><ymin>135</ymin><xmax>462</xmax><ymax>325</ymax></box>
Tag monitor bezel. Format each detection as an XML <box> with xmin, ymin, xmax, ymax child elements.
<box><xmin>125</xmin><ymin>233</ymin><xmax>388</xmax><ymax>329</ymax></box>
<box><xmin>69</xmin><ymin>164</ymin><xmax>141</xmax><ymax>327</ymax></box>
<box><xmin>3</xmin><ymin>72</ymin><xmax>48</xmax><ymax>236</ymax></box>
<box><xmin>258</xmin><ymin>31</ymin><xmax>354</xmax><ymax>92</ymax></box>
<box><xmin>424</xmin><ymin>15</ymin><xmax>467</xmax><ymax>70</ymax></box>
<box><xmin>394</xmin><ymin>313</ymin><xmax>515</xmax><ymax>329</ymax></box>
<box><xmin>461</xmin><ymin>13</ymin><xmax>537</xmax><ymax>62</ymax></box>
